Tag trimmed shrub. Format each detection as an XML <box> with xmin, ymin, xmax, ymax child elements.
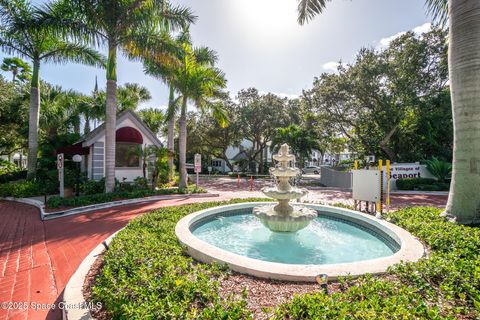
<box><xmin>396</xmin><ymin>178</ymin><xmax>437</xmax><ymax>190</ymax></box>
<box><xmin>0</xmin><ymin>170</ymin><xmax>27</xmax><ymax>183</ymax></box>
<box><xmin>0</xmin><ymin>179</ymin><xmax>57</xmax><ymax>198</ymax></box>
<box><xmin>46</xmin><ymin>185</ymin><xmax>206</xmax><ymax>208</ymax></box>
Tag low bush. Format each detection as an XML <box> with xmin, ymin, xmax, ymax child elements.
<box><xmin>0</xmin><ymin>179</ymin><xmax>57</xmax><ymax>198</ymax></box>
<box><xmin>91</xmin><ymin>203</ymin><xmax>479</xmax><ymax>319</ymax></box>
<box><xmin>46</xmin><ymin>185</ymin><xmax>205</xmax><ymax>208</ymax></box>
<box><xmin>0</xmin><ymin>170</ymin><xmax>27</xmax><ymax>183</ymax></box>
<box><xmin>396</xmin><ymin>177</ymin><xmax>444</xmax><ymax>191</ymax></box>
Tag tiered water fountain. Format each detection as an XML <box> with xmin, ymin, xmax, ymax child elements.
<box><xmin>175</xmin><ymin>143</ymin><xmax>424</xmax><ymax>281</ymax></box>
<box><xmin>253</xmin><ymin>144</ymin><xmax>317</xmax><ymax>232</ymax></box>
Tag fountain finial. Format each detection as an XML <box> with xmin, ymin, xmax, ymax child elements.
<box><xmin>253</xmin><ymin>143</ymin><xmax>317</xmax><ymax>232</ymax></box>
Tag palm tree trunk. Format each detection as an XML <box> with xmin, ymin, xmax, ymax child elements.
<box><xmin>84</xmin><ymin>113</ymin><xmax>91</xmax><ymax>134</ymax></box>
<box><xmin>105</xmin><ymin>43</ymin><xmax>117</xmax><ymax>193</ymax></box>
<box><xmin>178</xmin><ymin>98</ymin><xmax>188</xmax><ymax>189</ymax></box>
<box><xmin>167</xmin><ymin>84</ymin><xmax>175</xmax><ymax>181</ymax></box>
<box><xmin>444</xmin><ymin>0</ymin><xmax>480</xmax><ymax>224</ymax></box>
<box><xmin>26</xmin><ymin>60</ymin><xmax>40</xmax><ymax>179</ymax></box>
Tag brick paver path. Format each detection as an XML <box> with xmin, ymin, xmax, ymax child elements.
<box><xmin>0</xmin><ymin>182</ymin><xmax>448</xmax><ymax>320</ymax></box>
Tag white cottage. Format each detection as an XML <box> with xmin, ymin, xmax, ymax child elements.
<box><xmin>57</xmin><ymin>110</ymin><xmax>162</xmax><ymax>182</ymax></box>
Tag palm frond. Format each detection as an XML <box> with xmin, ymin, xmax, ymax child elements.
<box><xmin>425</xmin><ymin>0</ymin><xmax>448</xmax><ymax>26</ymax></box>
<box><xmin>297</xmin><ymin>0</ymin><xmax>330</xmax><ymax>25</ymax></box>
<box><xmin>41</xmin><ymin>42</ymin><xmax>106</xmax><ymax>68</ymax></box>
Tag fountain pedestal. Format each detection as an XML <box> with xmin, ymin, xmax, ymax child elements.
<box><xmin>253</xmin><ymin>144</ymin><xmax>317</xmax><ymax>232</ymax></box>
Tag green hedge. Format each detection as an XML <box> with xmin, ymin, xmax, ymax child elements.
<box><xmin>46</xmin><ymin>185</ymin><xmax>205</xmax><ymax>208</ymax></box>
<box><xmin>0</xmin><ymin>180</ymin><xmax>57</xmax><ymax>198</ymax></box>
<box><xmin>396</xmin><ymin>178</ymin><xmax>449</xmax><ymax>191</ymax></box>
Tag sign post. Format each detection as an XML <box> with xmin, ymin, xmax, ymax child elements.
<box><xmin>386</xmin><ymin>160</ymin><xmax>391</xmax><ymax>213</ymax></box>
<box><xmin>194</xmin><ymin>154</ymin><xmax>201</xmax><ymax>187</ymax></box>
<box><xmin>377</xmin><ymin>160</ymin><xmax>383</xmax><ymax>218</ymax></box>
<box><xmin>57</xmin><ymin>153</ymin><xmax>64</xmax><ymax>198</ymax></box>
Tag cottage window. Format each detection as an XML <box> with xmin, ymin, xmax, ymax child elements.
<box><xmin>116</xmin><ymin>143</ymin><xmax>140</xmax><ymax>167</ymax></box>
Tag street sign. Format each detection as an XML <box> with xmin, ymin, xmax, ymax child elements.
<box><xmin>57</xmin><ymin>153</ymin><xmax>65</xmax><ymax>197</ymax></box>
<box><xmin>57</xmin><ymin>153</ymin><xmax>64</xmax><ymax>170</ymax></box>
<box><xmin>194</xmin><ymin>154</ymin><xmax>201</xmax><ymax>173</ymax></box>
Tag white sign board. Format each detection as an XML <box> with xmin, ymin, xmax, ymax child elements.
<box><xmin>194</xmin><ymin>154</ymin><xmax>201</xmax><ymax>173</ymax></box>
<box><xmin>383</xmin><ymin>163</ymin><xmax>435</xmax><ymax>191</ymax></box>
<box><xmin>352</xmin><ymin>170</ymin><xmax>381</xmax><ymax>202</ymax></box>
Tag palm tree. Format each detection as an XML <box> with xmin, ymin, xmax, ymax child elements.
<box><xmin>144</xmin><ymin>29</ymin><xmax>218</xmax><ymax>183</ymax></box>
<box><xmin>297</xmin><ymin>0</ymin><xmax>479</xmax><ymax>224</ymax></box>
<box><xmin>45</xmin><ymin>0</ymin><xmax>195</xmax><ymax>192</ymax></box>
<box><xmin>1</xmin><ymin>57</ymin><xmax>31</xmax><ymax>82</ymax></box>
<box><xmin>167</xmin><ymin>44</ymin><xmax>227</xmax><ymax>188</ymax></box>
<box><xmin>0</xmin><ymin>0</ymin><xmax>105</xmax><ymax>179</ymax></box>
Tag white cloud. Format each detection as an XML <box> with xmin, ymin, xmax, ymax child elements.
<box><xmin>322</xmin><ymin>61</ymin><xmax>340</xmax><ymax>73</ymax></box>
<box><xmin>413</xmin><ymin>22</ymin><xmax>432</xmax><ymax>35</ymax></box>
<box><xmin>377</xmin><ymin>22</ymin><xmax>432</xmax><ymax>49</ymax></box>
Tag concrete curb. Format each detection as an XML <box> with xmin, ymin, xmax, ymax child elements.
<box><xmin>2</xmin><ymin>193</ymin><xmax>220</xmax><ymax>221</ymax></box>
<box><xmin>62</xmin><ymin>230</ymin><xmax>120</xmax><ymax>320</ymax></box>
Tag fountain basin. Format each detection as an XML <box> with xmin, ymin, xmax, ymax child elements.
<box><xmin>175</xmin><ymin>202</ymin><xmax>425</xmax><ymax>281</ymax></box>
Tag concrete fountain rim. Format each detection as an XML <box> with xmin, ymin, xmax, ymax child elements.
<box><xmin>175</xmin><ymin>202</ymin><xmax>426</xmax><ymax>282</ymax></box>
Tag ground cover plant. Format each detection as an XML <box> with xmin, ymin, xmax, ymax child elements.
<box><xmin>91</xmin><ymin>202</ymin><xmax>479</xmax><ymax>319</ymax></box>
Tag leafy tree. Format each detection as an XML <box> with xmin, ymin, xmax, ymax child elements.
<box><xmin>238</xmin><ymin>88</ymin><xmax>294</xmax><ymax>173</ymax></box>
<box><xmin>0</xmin><ymin>75</ymin><xmax>28</xmax><ymax>160</ymax></box>
<box><xmin>188</xmin><ymin>98</ymin><xmax>242</xmax><ymax>171</ymax></box>
<box><xmin>1</xmin><ymin>57</ymin><xmax>31</xmax><ymax>82</ymax></box>
<box><xmin>0</xmin><ymin>0</ymin><xmax>105</xmax><ymax>178</ymax></box>
<box><xmin>304</xmin><ymin>29</ymin><xmax>449</xmax><ymax>162</ymax></box>
<box><xmin>271</xmin><ymin>124</ymin><xmax>319</xmax><ymax>168</ymax></box>
<box><xmin>48</xmin><ymin>0</ymin><xmax>195</xmax><ymax>192</ymax></box>
<box><xmin>296</xmin><ymin>0</ymin><xmax>479</xmax><ymax>231</ymax></box>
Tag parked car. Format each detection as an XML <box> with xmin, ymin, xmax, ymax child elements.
<box><xmin>302</xmin><ymin>166</ymin><xmax>321</xmax><ymax>174</ymax></box>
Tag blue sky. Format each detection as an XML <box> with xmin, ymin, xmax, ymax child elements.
<box><xmin>0</xmin><ymin>0</ymin><xmax>432</xmax><ymax>109</ymax></box>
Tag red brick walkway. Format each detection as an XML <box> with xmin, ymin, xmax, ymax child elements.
<box><xmin>0</xmin><ymin>195</ymin><xmax>229</xmax><ymax>320</ymax></box>
<box><xmin>0</xmin><ymin>189</ymin><xmax>448</xmax><ymax>320</ymax></box>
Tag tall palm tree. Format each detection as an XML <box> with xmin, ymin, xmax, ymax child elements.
<box><xmin>167</xmin><ymin>44</ymin><xmax>226</xmax><ymax>188</ymax></box>
<box><xmin>144</xmin><ymin>29</ymin><xmax>218</xmax><ymax>182</ymax></box>
<box><xmin>0</xmin><ymin>0</ymin><xmax>105</xmax><ymax>179</ymax></box>
<box><xmin>45</xmin><ymin>0</ymin><xmax>195</xmax><ymax>192</ymax></box>
<box><xmin>297</xmin><ymin>0</ymin><xmax>480</xmax><ymax>224</ymax></box>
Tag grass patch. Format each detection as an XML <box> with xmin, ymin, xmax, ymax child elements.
<box><xmin>92</xmin><ymin>204</ymin><xmax>480</xmax><ymax>319</ymax></box>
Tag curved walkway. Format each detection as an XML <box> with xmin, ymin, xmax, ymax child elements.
<box><xmin>0</xmin><ymin>195</ymin><xmax>230</xmax><ymax>320</ymax></box>
<box><xmin>0</xmin><ymin>186</ymin><xmax>447</xmax><ymax>320</ymax></box>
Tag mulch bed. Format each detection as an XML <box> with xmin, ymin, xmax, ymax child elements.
<box><xmin>219</xmin><ymin>272</ymin><xmax>343</xmax><ymax>320</ymax></box>
<box><xmin>82</xmin><ymin>253</ymin><xmax>110</xmax><ymax>320</ymax></box>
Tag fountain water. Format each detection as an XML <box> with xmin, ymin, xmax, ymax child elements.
<box><xmin>253</xmin><ymin>143</ymin><xmax>317</xmax><ymax>232</ymax></box>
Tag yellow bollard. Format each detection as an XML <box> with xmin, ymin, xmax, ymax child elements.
<box><xmin>377</xmin><ymin>160</ymin><xmax>383</xmax><ymax>215</ymax></box>
<box><xmin>354</xmin><ymin>160</ymin><xmax>358</xmax><ymax>170</ymax></box>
